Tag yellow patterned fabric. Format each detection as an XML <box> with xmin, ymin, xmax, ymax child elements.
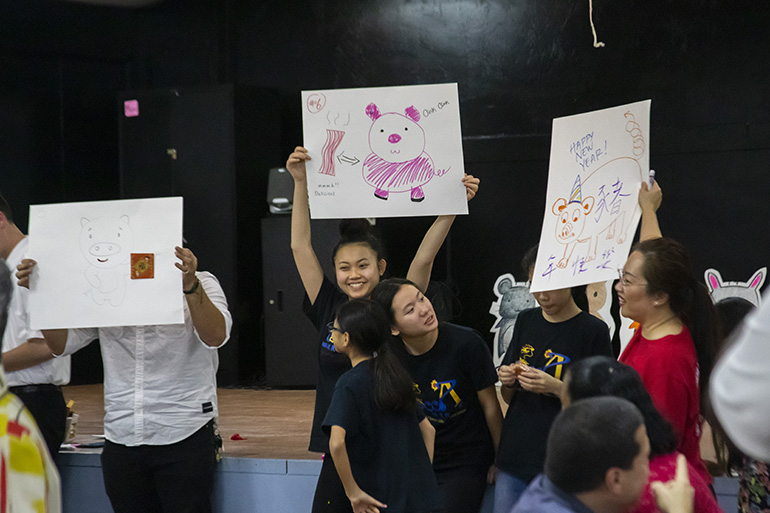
<box><xmin>0</xmin><ymin>368</ymin><xmax>61</xmax><ymax>513</ymax></box>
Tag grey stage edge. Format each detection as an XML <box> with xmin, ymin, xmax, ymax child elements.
<box><xmin>59</xmin><ymin>451</ymin><xmax>739</xmax><ymax>513</ymax></box>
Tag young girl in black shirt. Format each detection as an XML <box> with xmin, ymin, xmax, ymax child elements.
<box><xmin>494</xmin><ymin>246</ymin><xmax>612</xmax><ymax>513</ymax></box>
<box><xmin>323</xmin><ymin>299</ymin><xmax>441</xmax><ymax>513</ymax></box>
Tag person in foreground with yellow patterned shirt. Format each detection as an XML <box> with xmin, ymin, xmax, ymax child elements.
<box><xmin>0</xmin><ymin>259</ymin><xmax>61</xmax><ymax>512</ymax></box>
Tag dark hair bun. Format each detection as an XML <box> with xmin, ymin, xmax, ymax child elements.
<box><xmin>332</xmin><ymin>219</ymin><xmax>385</xmax><ymax>265</ymax></box>
<box><xmin>339</xmin><ymin>219</ymin><xmax>372</xmax><ymax>241</ymax></box>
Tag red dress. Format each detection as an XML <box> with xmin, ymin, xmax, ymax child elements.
<box><xmin>631</xmin><ymin>452</ymin><xmax>723</xmax><ymax>513</ymax></box>
<box><xmin>620</xmin><ymin>325</ymin><xmax>711</xmax><ymax>484</ymax></box>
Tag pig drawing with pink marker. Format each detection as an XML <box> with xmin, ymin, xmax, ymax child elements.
<box><xmin>361</xmin><ymin>102</ymin><xmax>448</xmax><ymax>202</ymax></box>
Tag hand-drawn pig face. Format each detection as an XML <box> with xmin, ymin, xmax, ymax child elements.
<box><xmin>552</xmin><ymin>197</ymin><xmax>595</xmax><ymax>244</ymax></box>
<box><xmin>79</xmin><ymin>215</ymin><xmax>134</xmax><ymax>269</ymax></box>
<box><xmin>366</xmin><ymin>103</ymin><xmax>426</xmax><ymax>164</ymax></box>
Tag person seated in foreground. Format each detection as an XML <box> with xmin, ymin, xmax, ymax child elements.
<box><xmin>512</xmin><ymin>396</ymin><xmax>650</xmax><ymax>513</ymax></box>
<box><xmin>563</xmin><ymin>356</ymin><xmax>722</xmax><ymax>513</ymax></box>
<box><xmin>0</xmin><ymin>260</ymin><xmax>61</xmax><ymax>512</ymax></box>
<box><xmin>512</xmin><ymin>395</ymin><xmax>694</xmax><ymax>513</ymax></box>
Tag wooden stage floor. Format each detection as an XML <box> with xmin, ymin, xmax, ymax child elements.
<box><xmin>62</xmin><ymin>384</ymin><xmax>321</xmax><ymax>461</ymax></box>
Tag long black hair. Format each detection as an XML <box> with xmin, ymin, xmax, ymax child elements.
<box><xmin>335</xmin><ymin>299</ymin><xmax>415</xmax><ymax>413</ymax></box>
<box><xmin>631</xmin><ymin>238</ymin><xmax>720</xmax><ymax>400</ymax></box>
<box><xmin>521</xmin><ymin>244</ymin><xmax>588</xmax><ymax>312</ymax></box>
<box><xmin>566</xmin><ymin>355</ymin><xmax>678</xmax><ymax>458</ymax></box>
<box><xmin>331</xmin><ymin>219</ymin><xmax>386</xmax><ymax>266</ymax></box>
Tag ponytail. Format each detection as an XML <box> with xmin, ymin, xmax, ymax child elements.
<box><xmin>371</xmin><ymin>343</ymin><xmax>416</xmax><ymax>413</ymax></box>
<box><xmin>335</xmin><ymin>299</ymin><xmax>416</xmax><ymax>414</ymax></box>
<box><xmin>685</xmin><ymin>280</ymin><xmax>721</xmax><ymax>399</ymax></box>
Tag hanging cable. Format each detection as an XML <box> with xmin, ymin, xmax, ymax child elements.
<box><xmin>589</xmin><ymin>0</ymin><xmax>606</xmax><ymax>48</ymax></box>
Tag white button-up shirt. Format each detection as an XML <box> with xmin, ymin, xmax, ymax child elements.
<box><xmin>60</xmin><ymin>271</ymin><xmax>232</xmax><ymax>446</ymax></box>
<box><xmin>3</xmin><ymin>237</ymin><xmax>71</xmax><ymax>387</ymax></box>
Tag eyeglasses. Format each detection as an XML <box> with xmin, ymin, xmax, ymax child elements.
<box><xmin>326</xmin><ymin>322</ymin><xmax>345</xmax><ymax>334</ymax></box>
<box><xmin>617</xmin><ymin>269</ymin><xmax>647</xmax><ymax>288</ymax></box>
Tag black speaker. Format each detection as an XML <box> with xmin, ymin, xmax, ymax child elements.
<box><xmin>267</xmin><ymin>167</ymin><xmax>293</xmax><ymax>214</ymax></box>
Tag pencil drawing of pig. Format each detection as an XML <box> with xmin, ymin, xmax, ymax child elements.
<box><xmin>362</xmin><ymin>103</ymin><xmax>448</xmax><ymax>202</ymax></box>
<box><xmin>79</xmin><ymin>215</ymin><xmax>134</xmax><ymax>306</ymax></box>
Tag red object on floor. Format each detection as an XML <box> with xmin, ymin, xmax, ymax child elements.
<box><xmin>230</xmin><ymin>433</ymin><xmax>247</xmax><ymax>441</ymax></box>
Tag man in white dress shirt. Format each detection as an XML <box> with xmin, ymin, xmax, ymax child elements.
<box><xmin>0</xmin><ymin>193</ymin><xmax>70</xmax><ymax>463</ymax></box>
<box><xmin>18</xmin><ymin>241</ymin><xmax>232</xmax><ymax>513</ymax></box>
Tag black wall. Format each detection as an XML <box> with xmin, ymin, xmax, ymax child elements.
<box><xmin>1</xmin><ymin>0</ymin><xmax>768</xmax><ymax>383</ymax></box>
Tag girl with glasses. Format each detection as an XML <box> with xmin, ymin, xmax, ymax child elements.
<box><xmin>323</xmin><ymin>299</ymin><xmax>441</xmax><ymax>513</ymax></box>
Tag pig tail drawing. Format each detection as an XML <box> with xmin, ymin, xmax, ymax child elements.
<box><xmin>624</xmin><ymin>112</ymin><xmax>645</xmax><ymax>159</ymax></box>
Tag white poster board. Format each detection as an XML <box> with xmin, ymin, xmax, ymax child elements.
<box><xmin>301</xmin><ymin>83</ymin><xmax>468</xmax><ymax>219</ymax></box>
<box><xmin>531</xmin><ymin>100</ymin><xmax>651</xmax><ymax>293</ymax></box>
<box><xmin>28</xmin><ymin>197</ymin><xmax>184</xmax><ymax>329</ymax></box>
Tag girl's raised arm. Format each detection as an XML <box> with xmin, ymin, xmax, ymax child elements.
<box><xmin>406</xmin><ymin>174</ymin><xmax>480</xmax><ymax>293</ymax></box>
<box><xmin>288</xmin><ymin>147</ymin><xmax>325</xmax><ymax>304</ymax></box>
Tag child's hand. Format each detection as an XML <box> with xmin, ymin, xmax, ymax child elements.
<box><xmin>651</xmin><ymin>454</ymin><xmax>694</xmax><ymax>513</ymax></box>
<box><xmin>518</xmin><ymin>366</ymin><xmax>563</xmax><ymax>396</ymax></box>
<box><xmin>349</xmin><ymin>487</ymin><xmax>387</xmax><ymax>513</ymax></box>
<box><xmin>497</xmin><ymin>364</ymin><xmax>519</xmax><ymax>387</ymax></box>
<box><xmin>462</xmin><ymin>174</ymin><xmax>480</xmax><ymax>201</ymax></box>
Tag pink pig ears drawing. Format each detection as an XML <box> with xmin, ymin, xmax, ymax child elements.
<box><xmin>362</xmin><ymin>102</ymin><xmax>448</xmax><ymax>203</ymax></box>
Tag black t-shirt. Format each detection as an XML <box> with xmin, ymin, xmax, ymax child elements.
<box><xmin>496</xmin><ymin>308</ymin><xmax>612</xmax><ymax>481</ymax></box>
<box><xmin>322</xmin><ymin>363</ymin><xmax>441</xmax><ymax>513</ymax></box>
<box><xmin>389</xmin><ymin>322</ymin><xmax>498</xmax><ymax>470</ymax></box>
<box><xmin>303</xmin><ymin>275</ymin><xmax>351</xmax><ymax>453</ymax></box>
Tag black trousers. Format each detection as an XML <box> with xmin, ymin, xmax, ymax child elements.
<box><xmin>101</xmin><ymin>419</ymin><xmax>218</xmax><ymax>513</ymax></box>
<box><xmin>312</xmin><ymin>452</ymin><xmax>351</xmax><ymax>513</ymax></box>
<box><xmin>11</xmin><ymin>385</ymin><xmax>67</xmax><ymax>465</ymax></box>
<box><xmin>435</xmin><ymin>464</ymin><xmax>488</xmax><ymax>513</ymax></box>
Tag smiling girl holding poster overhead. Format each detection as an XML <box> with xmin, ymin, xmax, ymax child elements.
<box><xmin>286</xmin><ymin>146</ymin><xmax>478</xmax><ymax>513</ymax></box>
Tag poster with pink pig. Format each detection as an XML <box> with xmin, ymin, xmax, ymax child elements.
<box><xmin>301</xmin><ymin>83</ymin><xmax>468</xmax><ymax>219</ymax></box>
